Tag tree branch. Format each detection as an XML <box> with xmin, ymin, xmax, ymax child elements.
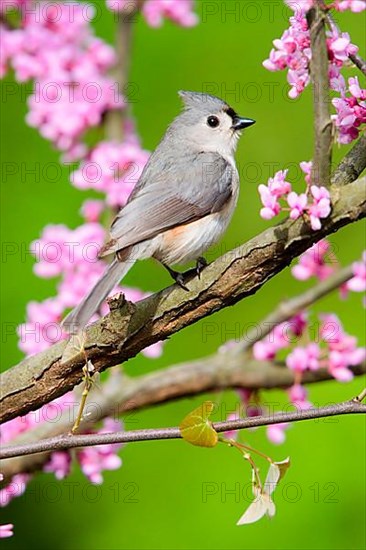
<box><xmin>332</xmin><ymin>135</ymin><xmax>366</xmax><ymax>186</ymax></box>
<box><xmin>0</xmin><ymin>260</ymin><xmax>364</xmax><ymax>479</ymax></box>
<box><xmin>1</xmin><ymin>361</ymin><xmax>364</xmax><ymax>477</ymax></box>
<box><xmin>1</xmin><ymin>176</ymin><xmax>365</xmax><ymax>424</ymax></box>
<box><xmin>307</xmin><ymin>2</ymin><xmax>333</xmax><ymax>187</ymax></box>
<box><xmin>1</xmin><ymin>399</ymin><xmax>365</xmax><ymax>461</ymax></box>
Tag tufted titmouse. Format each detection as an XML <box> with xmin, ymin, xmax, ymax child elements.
<box><xmin>63</xmin><ymin>91</ymin><xmax>255</xmax><ymax>332</ymax></box>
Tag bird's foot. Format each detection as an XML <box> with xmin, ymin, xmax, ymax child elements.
<box><xmin>162</xmin><ymin>263</ymin><xmax>190</xmax><ymax>291</ymax></box>
<box><xmin>196</xmin><ymin>256</ymin><xmax>208</xmax><ymax>279</ymax></box>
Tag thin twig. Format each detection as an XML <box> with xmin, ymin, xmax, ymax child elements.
<box><xmin>349</xmin><ymin>53</ymin><xmax>366</xmax><ymax>77</ymax></box>
<box><xmin>1</xmin><ymin>400</ymin><xmax>365</xmax><ymax>460</ymax></box>
<box><xmin>0</xmin><ymin>359</ymin><xmax>364</xmax><ymax>479</ymax></box>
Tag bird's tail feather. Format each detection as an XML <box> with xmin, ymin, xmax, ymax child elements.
<box><xmin>62</xmin><ymin>257</ymin><xmax>133</xmax><ymax>333</ymax></box>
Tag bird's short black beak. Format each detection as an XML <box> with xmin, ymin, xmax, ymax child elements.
<box><xmin>232</xmin><ymin>116</ymin><xmax>256</xmax><ymax>130</ymax></box>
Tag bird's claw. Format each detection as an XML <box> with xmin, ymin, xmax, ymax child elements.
<box><xmin>196</xmin><ymin>256</ymin><xmax>208</xmax><ymax>279</ymax></box>
<box><xmin>175</xmin><ymin>273</ymin><xmax>190</xmax><ymax>292</ymax></box>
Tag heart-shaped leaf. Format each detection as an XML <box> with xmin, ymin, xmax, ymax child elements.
<box><xmin>179</xmin><ymin>401</ymin><xmax>218</xmax><ymax>447</ymax></box>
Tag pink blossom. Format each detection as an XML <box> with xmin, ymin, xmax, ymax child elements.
<box><xmin>106</xmin><ymin>0</ymin><xmax>199</xmax><ymax>27</ymax></box>
<box><xmin>288</xmin><ymin>384</ymin><xmax>312</xmax><ymax>410</ymax></box>
<box><xmin>286</xmin><ymin>343</ymin><xmax>320</xmax><ymax>372</ymax></box>
<box><xmin>77</xmin><ymin>418</ymin><xmax>123</xmax><ymax>484</ymax></box>
<box><xmin>43</xmin><ymin>452</ymin><xmax>71</xmax><ymax>480</ymax></box>
<box><xmin>329</xmin><ymin>65</ymin><xmax>346</xmax><ymax>94</ymax></box>
<box><xmin>30</xmin><ymin>224</ymin><xmax>86</xmax><ymax>279</ymax></box>
<box><xmin>17</xmin><ymin>297</ymin><xmax>66</xmax><ymax>355</ymax></box>
<box><xmin>348</xmin><ymin>77</ymin><xmax>366</xmax><ymax>100</ymax></box>
<box><xmin>288</xmin><ymin>67</ymin><xmax>310</xmax><ymax>98</ymax></box>
<box><xmin>258</xmin><ymin>166</ymin><xmax>331</xmax><ymax>231</ymax></box>
<box><xmin>320</xmin><ymin>314</ymin><xmax>366</xmax><ymax>381</ymax></box>
<box><xmin>263</xmin><ymin>13</ymin><xmax>311</xmax><ymax>98</ymax></box>
<box><xmin>142</xmin><ymin>0</ymin><xmax>198</xmax><ymax>27</ymax></box>
<box><xmin>0</xmin><ymin>523</ymin><xmax>13</xmax><ymax>539</ymax></box>
<box><xmin>107</xmin><ymin>0</ymin><xmax>198</xmax><ymax>27</ymax></box>
<box><xmin>258</xmin><ymin>169</ymin><xmax>292</xmax><ymax>219</ymax></box>
<box><xmin>289</xmin><ymin>312</ymin><xmax>308</xmax><ymax>336</ymax></box>
<box><xmin>287</xmin><ymin>191</ymin><xmax>308</xmax><ymax>219</ymax></box>
<box><xmin>299</xmin><ymin>160</ymin><xmax>312</xmax><ymax>184</ymax></box>
<box><xmin>2</xmin><ymin>3</ymin><xmax>123</xmax><ymax>155</ymax></box>
<box><xmin>267</xmin><ymin>422</ymin><xmax>290</xmax><ymax>445</ymax></box>
<box><xmin>335</xmin><ymin>0</ymin><xmax>366</xmax><ymax>12</ymax></box>
<box><xmin>292</xmin><ymin>240</ymin><xmax>335</xmax><ymax>281</ymax></box>
<box><xmin>327</xmin><ymin>32</ymin><xmax>358</xmax><ymax>64</ymax></box>
<box><xmin>81</xmin><ymin>200</ymin><xmax>105</xmax><ymax>223</ymax></box>
<box><xmin>22</xmin><ymin>221</ymin><xmax>164</xmax><ymax>356</ymax></box>
<box><xmin>0</xmin><ymin>0</ymin><xmax>31</xmax><ymax>13</ymax></box>
<box><xmin>268</xmin><ymin>170</ymin><xmax>292</xmax><ymax>197</ymax></box>
<box><xmin>106</xmin><ymin>0</ymin><xmax>132</xmax><ymax>11</ymax></box>
<box><xmin>320</xmin><ymin>313</ymin><xmax>344</xmax><ymax>344</ymax></box>
<box><xmin>142</xmin><ymin>342</ymin><xmax>165</xmax><ymax>358</ymax></box>
<box><xmin>308</xmin><ymin>186</ymin><xmax>331</xmax><ymax>230</ymax></box>
<box><xmin>31</xmin><ymin>222</ymin><xmax>105</xmax><ymax>279</ymax></box>
<box><xmin>284</xmin><ymin>0</ymin><xmax>314</xmax><ymax>14</ymax></box>
<box><xmin>263</xmin><ymin>4</ymin><xmax>365</xmax><ymax>145</ymax></box>
<box><xmin>253</xmin><ymin>317</ymin><xmax>307</xmax><ymax>361</ymax></box>
<box><xmin>1</xmin><ymin>393</ymin><xmax>74</xmax><ymax>452</ymax></box>
<box><xmin>0</xmin><ymin>474</ymin><xmax>31</xmax><ymax>507</ymax></box>
<box><xmin>71</xmin><ymin>141</ymin><xmax>150</xmax><ymax>208</ymax></box>
<box><xmin>346</xmin><ymin>251</ymin><xmax>366</xmax><ymax>292</ymax></box>
<box><xmin>332</xmin><ymin>77</ymin><xmax>366</xmax><ymax>144</ymax></box>
<box><xmin>258</xmin><ymin>184</ymin><xmax>281</xmax><ymax>219</ymax></box>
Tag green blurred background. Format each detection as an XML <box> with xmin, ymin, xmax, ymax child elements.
<box><xmin>1</xmin><ymin>1</ymin><xmax>365</xmax><ymax>549</ymax></box>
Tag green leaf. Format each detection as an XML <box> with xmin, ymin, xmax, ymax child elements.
<box><xmin>179</xmin><ymin>401</ymin><xmax>218</xmax><ymax>447</ymax></box>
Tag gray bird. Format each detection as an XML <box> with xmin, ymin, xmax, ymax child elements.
<box><xmin>62</xmin><ymin>91</ymin><xmax>255</xmax><ymax>332</ymax></box>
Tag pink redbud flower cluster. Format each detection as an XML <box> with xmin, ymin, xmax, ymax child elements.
<box><xmin>258</xmin><ymin>165</ymin><xmax>331</xmax><ymax>230</ymax></box>
<box><xmin>71</xmin><ymin>140</ymin><xmax>150</xmax><ymax>208</ymax></box>
<box><xmin>18</xmin><ymin>217</ymin><xmax>163</xmax><ymax>357</ymax></box>
<box><xmin>335</xmin><ymin>0</ymin><xmax>366</xmax><ymax>11</ymax></box>
<box><xmin>346</xmin><ymin>251</ymin><xmax>366</xmax><ymax>292</ymax></box>
<box><xmin>248</xmin><ymin>241</ymin><xmax>365</xmax><ymax>439</ymax></box>
<box><xmin>0</xmin><ymin>400</ymin><xmax>124</xmax><ymax>507</ymax></box>
<box><xmin>254</xmin><ymin>310</ymin><xmax>365</xmax><ymax>384</ymax></box>
<box><xmin>332</xmin><ymin>76</ymin><xmax>366</xmax><ymax>144</ymax></box>
<box><xmin>43</xmin><ymin>418</ymin><xmax>124</xmax><ymax>484</ymax></box>
<box><xmin>291</xmin><ymin>239</ymin><xmax>336</xmax><ymax>280</ymax></box>
<box><xmin>264</xmin><ymin>1</ymin><xmax>365</xmax><ymax>143</ymax></box>
<box><xmin>292</xmin><ymin>241</ymin><xmax>366</xmax><ymax>300</ymax></box>
<box><xmin>106</xmin><ymin>0</ymin><xmax>198</xmax><ymax>27</ymax></box>
<box><xmin>1</xmin><ymin>2</ymin><xmax>123</xmax><ymax>154</ymax></box>
<box><xmin>224</xmin><ymin>390</ymin><xmax>293</xmax><ymax>445</ymax></box>
<box><xmin>0</xmin><ymin>475</ymin><xmax>14</xmax><ymax>538</ymax></box>
<box><xmin>0</xmin><ymin>0</ymin><xmax>31</xmax><ymax>12</ymax></box>
<box><xmin>225</xmin><ymin>240</ymin><xmax>365</xmax><ymax>447</ymax></box>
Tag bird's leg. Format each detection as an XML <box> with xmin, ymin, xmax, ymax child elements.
<box><xmin>162</xmin><ymin>263</ymin><xmax>190</xmax><ymax>291</ymax></box>
<box><xmin>196</xmin><ymin>256</ymin><xmax>208</xmax><ymax>279</ymax></box>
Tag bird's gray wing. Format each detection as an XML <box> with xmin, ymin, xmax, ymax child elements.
<box><xmin>100</xmin><ymin>153</ymin><xmax>234</xmax><ymax>256</ymax></box>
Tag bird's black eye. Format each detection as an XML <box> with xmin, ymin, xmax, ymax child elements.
<box><xmin>207</xmin><ymin>115</ymin><xmax>220</xmax><ymax>128</ymax></box>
